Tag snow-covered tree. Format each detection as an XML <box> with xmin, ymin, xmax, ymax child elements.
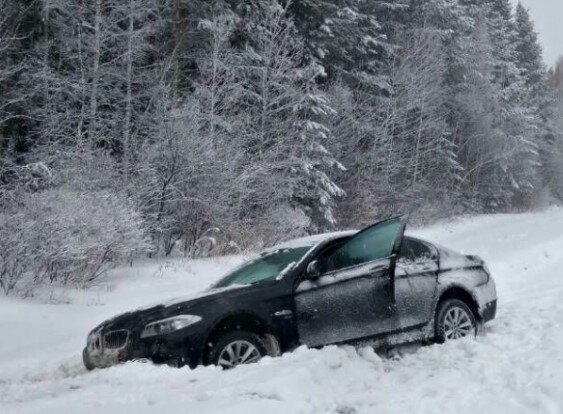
<box><xmin>290</xmin><ymin>64</ymin><xmax>345</xmax><ymax>227</ymax></box>
<box><xmin>0</xmin><ymin>0</ymin><xmax>33</xmax><ymax>169</ymax></box>
<box><xmin>194</xmin><ymin>10</ymin><xmax>241</xmax><ymax>148</ymax></box>
<box><xmin>514</xmin><ymin>2</ymin><xmax>546</xmax><ymax>97</ymax></box>
<box><xmin>450</xmin><ymin>13</ymin><xmax>506</xmax><ymax>209</ymax></box>
<box><xmin>485</xmin><ymin>0</ymin><xmax>540</xmax><ymax>207</ymax></box>
<box><xmin>0</xmin><ymin>0</ymin><xmax>562</xmax><ymax>286</ymax></box>
<box><xmin>545</xmin><ymin>58</ymin><xmax>563</xmax><ymax>200</ymax></box>
<box><xmin>514</xmin><ymin>2</ymin><xmax>561</xmax><ymax>202</ymax></box>
<box><xmin>291</xmin><ymin>0</ymin><xmax>406</xmax><ymax>94</ymax></box>
<box><xmin>232</xmin><ymin>0</ymin><xmax>344</xmax><ymax>236</ymax></box>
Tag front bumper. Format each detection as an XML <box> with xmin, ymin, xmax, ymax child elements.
<box><xmin>481</xmin><ymin>300</ymin><xmax>497</xmax><ymax>323</ymax></box>
<box><xmin>473</xmin><ymin>276</ymin><xmax>498</xmax><ymax>323</ymax></box>
<box><xmin>83</xmin><ymin>327</ymin><xmax>207</xmax><ymax>370</ymax></box>
<box><xmin>83</xmin><ymin>346</ymin><xmax>124</xmax><ymax>370</ymax></box>
<box><xmin>83</xmin><ymin>328</ymin><xmax>133</xmax><ymax>370</ymax></box>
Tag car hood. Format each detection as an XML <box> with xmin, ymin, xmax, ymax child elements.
<box><xmin>93</xmin><ymin>284</ymin><xmax>250</xmax><ymax>332</ymax></box>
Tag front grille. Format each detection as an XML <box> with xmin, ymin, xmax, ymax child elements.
<box><xmin>103</xmin><ymin>330</ymin><xmax>129</xmax><ymax>350</ymax></box>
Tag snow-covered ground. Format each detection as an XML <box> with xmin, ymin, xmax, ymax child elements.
<box><xmin>2</xmin><ymin>208</ymin><xmax>563</xmax><ymax>414</ymax></box>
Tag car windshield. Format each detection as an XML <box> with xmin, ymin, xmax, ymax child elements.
<box><xmin>213</xmin><ymin>247</ymin><xmax>311</xmax><ymax>288</ymax></box>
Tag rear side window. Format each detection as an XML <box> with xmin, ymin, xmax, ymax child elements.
<box><xmin>324</xmin><ymin>218</ymin><xmax>403</xmax><ymax>272</ymax></box>
<box><xmin>399</xmin><ymin>238</ymin><xmax>435</xmax><ymax>262</ymax></box>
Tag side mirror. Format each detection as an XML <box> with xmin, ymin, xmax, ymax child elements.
<box><xmin>306</xmin><ymin>260</ymin><xmax>322</xmax><ymax>280</ymax></box>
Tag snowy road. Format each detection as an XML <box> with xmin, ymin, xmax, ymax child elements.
<box><xmin>1</xmin><ymin>209</ymin><xmax>563</xmax><ymax>414</ymax></box>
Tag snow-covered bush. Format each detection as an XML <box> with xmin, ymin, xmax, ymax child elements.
<box><xmin>0</xmin><ymin>209</ymin><xmax>33</xmax><ymax>295</ymax></box>
<box><xmin>32</xmin><ymin>189</ymin><xmax>152</xmax><ymax>288</ymax></box>
<box><xmin>232</xmin><ymin>204</ymin><xmax>312</xmax><ymax>249</ymax></box>
<box><xmin>0</xmin><ymin>189</ymin><xmax>152</xmax><ymax>294</ymax></box>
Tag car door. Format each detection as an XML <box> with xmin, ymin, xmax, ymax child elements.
<box><xmin>394</xmin><ymin>238</ymin><xmax>439</xmax><ymax>329</ymax></box>
<box><xmin>294</xmin><ymin>216</ymin><xmax>406</xmax><ymax>347</ymax></box>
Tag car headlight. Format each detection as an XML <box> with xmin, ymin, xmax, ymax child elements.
<box><xmin>140</xmin><ymin>315</ymin><xmax>202</xmax><ymax>338</ymax></box>
<box><xmin>87</xmin><ymin>330</ymin><xmax>102</xmax><ymax>350</ymax></box>
<box><xmin>481</xmin><ymin>261</ymin><xmax>491</xmax><ymax>283</ymax></box>
<box><xmin>482</xmin><ymin>262</ymin><xmax>490</xmax><ymax>275</ymax></box>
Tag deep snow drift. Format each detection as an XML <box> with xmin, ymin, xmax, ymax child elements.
<box><xmin>1</xmin><ymin>208</ymin><xmax>563</xmax><ymax>414</ymax></box>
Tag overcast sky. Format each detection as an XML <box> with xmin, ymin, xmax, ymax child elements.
<box><xmin>515</xmin><ymin>0</ymin><xmax>562</xmax><ymax>68</ymax></box>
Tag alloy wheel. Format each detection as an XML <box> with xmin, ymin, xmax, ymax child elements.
<box><xmin>442</xmin><ymin>306</ymin><xmax>476</xmax><ymax>340</ymax></box>
<box><xmin>217</xmin><ymin>340</ymin><xmax>262</xmax><ymax>368</ymax></box>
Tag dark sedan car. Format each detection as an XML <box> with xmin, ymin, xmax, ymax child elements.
<box><xmin>83</xmin><ymin>216</ymin><xmax>497</xmax><ymax>370</ymax></box>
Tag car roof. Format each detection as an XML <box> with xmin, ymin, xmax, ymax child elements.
<box><xmin>264</xmin><ymin>230</ymin><xmax>438</xmax><ymax>253</ymax></box>
<box><xmin>263</xmin><ymin>230</ymin><xmax>358</xmax><ymax>253</ymax></box>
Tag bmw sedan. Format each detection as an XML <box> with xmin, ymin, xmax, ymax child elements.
<box><xmin>83</xmin><ymin>216</ymin><xmax>497</xmax><ymax>370</ymax></box>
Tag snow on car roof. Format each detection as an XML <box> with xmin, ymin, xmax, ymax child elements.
<box><xmin>264</xmin><ymin>230</ymin><xmax>358</xmax><ymax>252</ymax></box>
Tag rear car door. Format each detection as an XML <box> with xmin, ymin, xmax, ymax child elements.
<box><xmin>294</xmin><ymin>217</ymin><xmax>406</xmax><ymax>347</ymax></box>
<box><xmin>394</xmin><ymin>237</ymin><xmax>439</xmax><ymax>329</ymax></box>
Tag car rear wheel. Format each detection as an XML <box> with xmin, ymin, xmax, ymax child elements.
<box><xmin>435</xmin><ymin>299</ymin><xmax>477</xmax><ymax>342</ymax></box>
<box><xmin>208</xmin><ymin>331</ymin><xmax>267</xmax><ymax>369</ymax></box>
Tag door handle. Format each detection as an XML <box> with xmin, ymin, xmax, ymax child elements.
<box><xmin>299</xmin><ymin>309</ymin><xmax>319</xmax><ymax>321</ymax></box>
<box><xmin>273</xmin><ymin>309</ymin><xmax>293</xmax><ymax>317</ymax></box>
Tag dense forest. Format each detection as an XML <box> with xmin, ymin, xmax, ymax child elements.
<box><xmin>1</xmin><ymin>0</ymin><xmax>562</xmax><ymax>294</ymax></box>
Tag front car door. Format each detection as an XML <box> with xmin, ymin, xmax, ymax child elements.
<box><xmin>294</xmin><ymin>217</ymin><xmax>406</xmax><ymax>347</ymax></box>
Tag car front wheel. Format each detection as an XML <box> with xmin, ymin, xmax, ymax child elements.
<box><xmin>435</xmin><ymin>299</ymin><xmax>477</xmax><ymax>342</ymax></box>
<box><xmin>208</xmin><ymin>331</ymin><xmax>267</xmax><ymax>369</ymax></box>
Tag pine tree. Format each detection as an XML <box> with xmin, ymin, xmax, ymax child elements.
<box><xmin>0</xmin><ymin>0</ymin><xmax>39</xmax><ymax>167</ymax></box>
<box><xmin>232</xmin><ymin>0</ymin><xmax>344</xmax><ymax>235</ymax></box>
<box><xmin>449</xmin><ymin>13</ymin><xmax>503</xmax><ymax>210</ymax></box>
<box><xmin>478</xmin><ymin>0</ymin><xmax>540</xmax><ymax>208</ymax></box>
<box><xmin>290</xmin><ymin>0</ymin><xmax>405</xmax><ymax>94</ymax></box>
<box><xmin>194</xmin><ymin>10</ymin><xmax>241</xmax><ymax>146</ymax></box>
<box><xmin>547</xmin><ymin>59</ymin><xmax>563</xmax><ymax>199</ymax></box>
<box><xmin>391</xmin><ymin>1</ymin><xmax>465</xmax><ymax>208</ymax></box>
<box><xmin>291</xmin><ymin>65</ymin><xmax>345</xmax><ymax>227</ymax></box>
<box><xmin>514</xmin><ymin>3</ymin><xmax>545</xmax><ymax>96</ymax></box>
<box><xmin>514</xmin><ymin>2</ymin><xmax>561</xmax><ymax>201</ymax></box>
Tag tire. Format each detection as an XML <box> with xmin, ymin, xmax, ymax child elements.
<box><xmin>207</xmin><ymin>331</ymin><xmax>267</xmax><ymax>369</ymax></box>
<box><xmin>435</xmin><ymin>299</ymin><xmax>477</xmax><ymax>343</ymax></box>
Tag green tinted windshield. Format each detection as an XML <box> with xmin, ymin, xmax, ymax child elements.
<box><xmin>213</xmin><ymin>247</ymin><xmax>311</xmax><ymax>288</ymax></box>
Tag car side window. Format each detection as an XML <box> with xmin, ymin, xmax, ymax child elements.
<box><xmin>399</xmin><ymin>237</ymin><xmax>434</xmax><ymax>263</ymax></box>
<box><xmin>324</xmin><ymin>218</ymin><xmax>402</xmax><ymax>273</ymax></box>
